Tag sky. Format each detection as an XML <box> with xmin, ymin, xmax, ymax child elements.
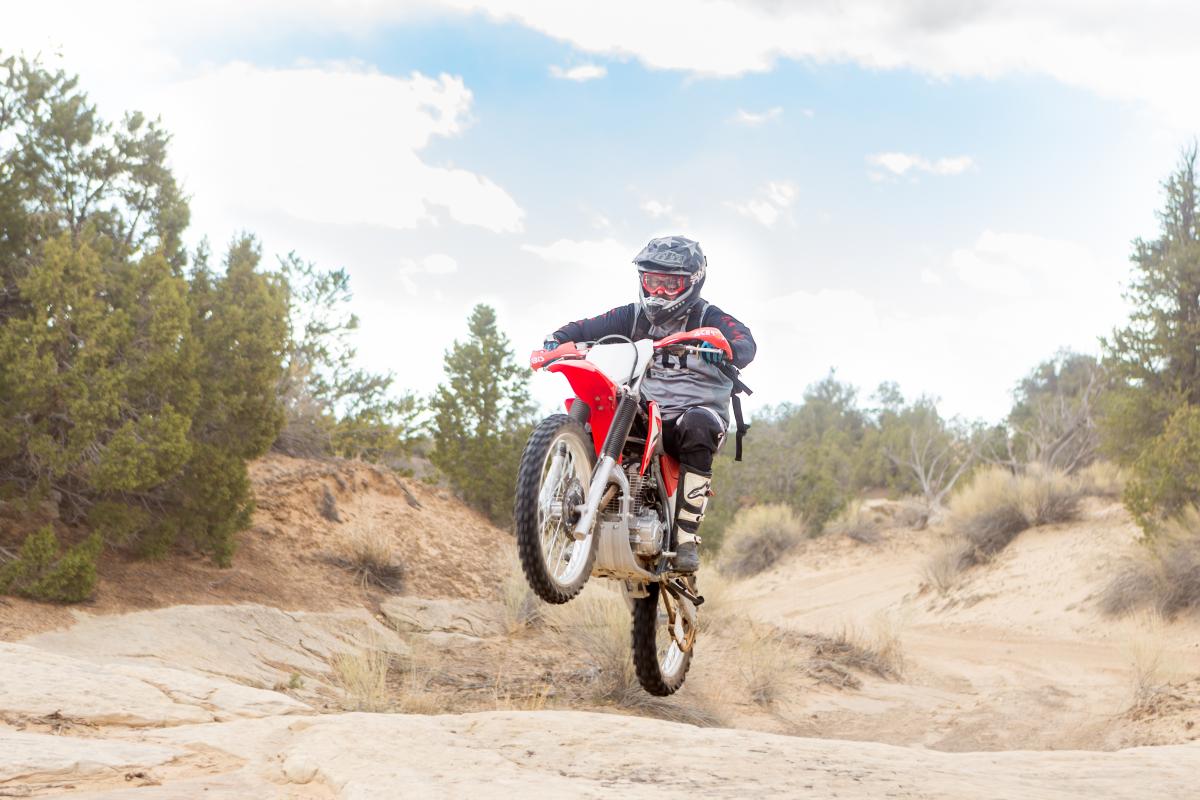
<box><xmin>4</xmin><ymin>1</ymin><xmax>1197</xmax><ymax>423</ymax></box>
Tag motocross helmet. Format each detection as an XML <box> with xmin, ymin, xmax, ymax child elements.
<box><xmin>634</xmin><ymin>235</ymin><xmax>706</xmax><ymax>325</ymax></box>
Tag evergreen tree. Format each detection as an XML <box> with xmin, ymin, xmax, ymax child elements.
<box><xmin>276</xmin><ymin>253</ymin><xmax>421</xmax><ymax>461</ymax></box>
<box><xmin>0</xmin><ymin>54</ymin><xmax>289</xmax><ymax>590</ymax></box>
<box><xmin>429</xmin><ymin>304</ymin><xmax>533</xmax><ymax>524</ymax></box>
<box><xmin>1103</xmin><ymin>147</ymin><xmax>1200</xmax><ymax>527</ymax></box>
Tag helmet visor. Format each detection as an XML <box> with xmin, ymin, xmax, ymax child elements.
<box><xmin>641</xmin><ymin>271</ymin><xmax>687</xmax><ymax>298</ymax></box>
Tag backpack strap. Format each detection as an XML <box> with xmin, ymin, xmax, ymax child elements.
<box><xmin>716</xmin><ymin>360</ymin><xmax>753</xmax><ymax>462</ymax></box>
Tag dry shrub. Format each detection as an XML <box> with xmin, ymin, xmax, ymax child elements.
<box><xmin>931</xmin><ymin>466</ymin><xmax>1080</xmax><ymax>585</ymax></box>
<box><xmin>719</xmin><ymin>504</ymin><xmax>804</xmax><ymax>578</ymax></box>
<box><xmin>1100</xmin><ymin>507</ymin><xmax>1200</xmax><ymax>619</ymax></box>
<box><xmin>893</xmin><ymin>498</ymin><xmax>931</xmax><ymax>531</ymax></box>
<box><xmin>332</xmin><ymin>517</ymin><xmax>404</xmax><ymax>592</ymax></box>
<box><xmin>331</xmin><ymin>641</ymin><xmax>390</xmax><ymax>712</ymax></box>
<box><xmin>826</xmin><ymin>501</ymin><xmax>882</xmax><ymax>545</ymax></box>
<box><xmin>809</xmin><ymin>622</ymin><xmax>904</xmax><ymax>682</ymax></box>
<box><xmin>1077</xmin><ymin>460</ymin><xmax>1127</xmax><ymax>499</ymax></box>
<box><xmin>1017</xmin><ymin>464</ymin><xmax>1081</xmax><ymax>527</ymax></box>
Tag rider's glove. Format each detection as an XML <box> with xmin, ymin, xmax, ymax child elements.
<box><xmin>698</xmin><ymin>341</ymin><xmax>726</xmax><ymax>366</ymax></box>
<box><xmin>543</xmin><ymin>337</ymin><xmax>561</xmax><ymax>351</ymax></box>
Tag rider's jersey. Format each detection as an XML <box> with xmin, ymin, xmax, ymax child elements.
<box><xmin>548</xmin><ymin>301</ymin><xmax>755</xmax><ymax>425</ymax></box>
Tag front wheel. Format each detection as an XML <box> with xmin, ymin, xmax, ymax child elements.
<box><xmin>631</xmin><ymin>579</ymin><xmax>697</xmax><ymax>696</ymax></box>
<box><xmin>514</xmin><ymin>414</ymin><xmax>598</xmax><ymax>604</ymax></box>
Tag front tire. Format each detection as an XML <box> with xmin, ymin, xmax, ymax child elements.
<box><xmin>631</xmin><ymin>580</ymin><xmax>696</xmax><ymax>696</ymax></box>
<box><xmin>514</xmin><ymin>414</ymin><xmax>598</xmax><ymax>604</ymax></box>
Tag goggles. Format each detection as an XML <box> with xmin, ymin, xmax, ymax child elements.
<box><xmin>641</xmin><ymin>271</ymin><xmax>688</xmax><ymax>298</ymax></box>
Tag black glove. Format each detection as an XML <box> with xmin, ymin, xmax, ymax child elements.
<box><xmin>543</xmin><ymin>337</ymin><xmax>561</xmax><ymax>350</ymax></box>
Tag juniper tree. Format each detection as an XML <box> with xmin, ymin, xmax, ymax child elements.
<box><xmin>429</xmin><ymin>304</ymin><xmax>533</xmax><ymax>525</ymax></box>
<box><xmin>1103</xmin><ymin>146</ymin><xmax>1200</xmax><ymax>527</ymax></box>
<box><xmin>0</xmin><ymin>54</ymin><xmax>288</xmax><ymax>588</ymax></box>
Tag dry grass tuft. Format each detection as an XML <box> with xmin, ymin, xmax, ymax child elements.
<box><xmin>1100</xmin><ymin>507</ymin><xmax>1200</xmax><ymax>620</ymax></box>
<box><xmin>1123</xmin><ymin>619</ymin><xmax>1188</xmax><ymax>720</ymax></box>
<box><xmin>719</xmin><ymin>504</ymin><xmax>805</xmax><ymax>578</ymax></box>
<box><xmin>1076</xmin><ymin>460</ymin><xmax>1127</xmax><ymax>499</ymax></box>
<box><xmin>499</xmin><ymin>551</ymin><xmax>542</xmax><ymax>633</ymax></box>
<box><xmin>331</xmin><ymin>640</ymin><xmax>390</xmax><ymax>712</ymax></box>
<box><xmin>331</xmin><ymin>516</ymin><xmax>405</xmax><ymax>592</ymax></box>
<box><xmin>827</xmin><ymin>501</ymin><xmax>882</xmax><ymax>545</ymax></box>
<box><xmin>738</xmin><ymin>627</ymin><xmax>795</xmax><ymax>708</ymax></box>
<box><xmin>922</xmin><ymin>465</ymin><xmax>1080</xmax><ymax>592</ymax></box>
<box><xmin>923</xmin><ymin>538</ymin><xmax>974</xmax><ymax>596</ymax></box>
<box><xmin>547</xmin><ymin>585</ymin><xmax>724</xmax><ymax>727</ymax></box>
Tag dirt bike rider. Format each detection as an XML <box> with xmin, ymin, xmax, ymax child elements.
<box><xmin>542</xmin><ymin>235</ymin><xmax>756</xmax><ymax>574</ymax></box>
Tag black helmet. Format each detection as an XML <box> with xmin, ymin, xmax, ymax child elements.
<box><xmin>634</xmin><ymin>235</ymin><xmax>706</xmax><ymax>326</ymax></box>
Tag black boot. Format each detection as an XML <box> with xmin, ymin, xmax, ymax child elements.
<box><xmin>672</xmin><ymin>466</ymin><xmax>711</xmax><ymax>573</ymax></box>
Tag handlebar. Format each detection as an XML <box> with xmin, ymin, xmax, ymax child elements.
<box><xmin>530</xmin><ymin>327</ymin><xmax>735</xmax><ymax>371</ymax></box>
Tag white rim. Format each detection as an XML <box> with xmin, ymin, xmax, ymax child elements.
<box><xmin>537</xmin><ymin>429</ymin><xmax>594</xmax><ymax>588</ymax></box>
<box><xmin>656</xmin><ymin>587</ymin><xmax>691</xmax><ymax>679</ymax></box>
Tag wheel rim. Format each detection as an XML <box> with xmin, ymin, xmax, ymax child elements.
<box><xmin>537</xmin><ymin>429</ymin><xmax>594</xmax><ymax>588</ymax></box>
<box><xmin>656</xmin><ymin>585</ymin><xmax>694</xmax><ymax>679</ymax></box>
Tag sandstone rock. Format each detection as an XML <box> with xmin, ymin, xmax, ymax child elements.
<box><xmin>130</xmin><ymin>710</ymin><xmax>1200</xmax><ymax>799</ymax></box>
<box><xmin>0</xmin><ymin>728</ymin><xmax>182</xmax><ymax>784</ymax></box>
<box><xmin>380</xmin><ymin>597</ymin><xmax>502</xmax><ymax>638</ymax></box>
<box><xmin>0</xmin><ymin>642</ymin><xmax>310</xmax><ymax>727</ymax></box>
<box><xmin>24</xmin><ymin>604</ymin><xmax>406</xmax><ymax>688</ymax></box>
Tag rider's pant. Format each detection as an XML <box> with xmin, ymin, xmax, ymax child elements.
<box><xmin>661</xmin><ymin>407</ymin><xmax>726</xmax><ymax>472</ymax></box>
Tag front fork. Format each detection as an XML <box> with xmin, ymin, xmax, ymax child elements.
<box><xmin>571</xmin><ymin>390</ymin><xmax>639</xmax><ymax>541</ymax></box>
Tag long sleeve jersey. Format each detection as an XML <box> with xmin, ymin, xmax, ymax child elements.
<box><xmin>548</xmin><ymin>301</ymin><xmax>756</xmax><ymax>424</ymax></box>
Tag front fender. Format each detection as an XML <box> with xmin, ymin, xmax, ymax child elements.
<box><xmin>548</xmin><ymin>360</ymin><xmax>618</xmax><ymax>457</ymax></box>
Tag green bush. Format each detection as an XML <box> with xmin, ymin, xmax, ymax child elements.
<box><xmin>0</xmin><ymin>526</ymin><xmax>101</xmax><ymax>603</ymax></box>
<box><xmin>1124</xmin><ymin>405</ymin><xmax>1200</xmax><ymax>532</ymax></box>
<box><xmin>0</xmin><ymin>57</ymin><xmax>288</xmax><ymax>569</ymax></box>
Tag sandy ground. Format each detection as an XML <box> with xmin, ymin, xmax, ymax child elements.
<box><xmin>732</xmin><ymin>497</ymin><xmax>1200</xmax><ymax>751</ymax></box>
<box><xmin>1</xmin><ymin>458</ymin><xmax>1198</xmax><ymax>797</ymax></box>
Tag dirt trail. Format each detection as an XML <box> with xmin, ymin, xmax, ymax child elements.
<box><xmin>733</xmin><ymin>497</ymin><xmax>1200</xmax><ymax>751</ymax></box>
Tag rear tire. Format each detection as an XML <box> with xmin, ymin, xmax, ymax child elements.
<box><xmin>631</xmin><ymin>580</ymin><xmax>696</xmax><ymax>696</ymax></box>
<box><xmin>514</xmin><ymin>414</ymin><xmax>598</xmax><ymax>604</ymax></box>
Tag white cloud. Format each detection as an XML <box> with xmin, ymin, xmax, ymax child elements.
<box><xmin>727</xmin><ymin>180</ymin><xmax>797</xmax><ymax>227</ymax></box>
<box><xmin>439</xmin><ymin>1</ymin><xmax>1200</xmax><ymax>129</ymax></box>
<box><xmin>8</xmin><ymin>2</ymin><xmax>1200</xmax><ymax>130</ymax></box>
<box><xmin>920</xmin><ymin>268</ymin><xmax>942</xmax><ymax>286</ymax></box>
<box><xmin>396</xmin><ymin>253</ymin><xmax>459</xmax><ymax>293</ymax></box>
<box><xmin>949</xmin><ymin>230</ymin><xmax>1112</xmax><ymax>298</ymax></box>
<box><xmin>731</xmin><ymin>106</ymin><xmax>782</xmax><ymax>126</ymax></box>
<box><xmin>867</xmin><ymin>152</ymin><xmax>975</xmax><ymax>178</ymax></box>
<box><xmin>522</xmin><ymin>237</ymin><xmax>632</xmax><ymax>272</ymax></box>
<box><xmin>548</xmin><ymin>63</ymin><xmax>607</xmax><ymax>81</ymax></box>
<box><xmin>639</xmin><ymin>199</ymin><xmax>688</xmax><ymax>226</ymax></box>
<box><xmin>152</xmin><ymin>62</ymin><xmax>524</xmax><ymax>238</ymax></box>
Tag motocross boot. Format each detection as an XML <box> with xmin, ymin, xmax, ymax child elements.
<box><xmin>672</xmin><ymin>466</ymin><xmax>712</xmax><ymax>573</ymax></box>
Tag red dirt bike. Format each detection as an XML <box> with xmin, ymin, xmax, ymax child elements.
<box><xmin>514</xmin><ymin>327</ymin><xmax>736</xmax><ymax>696</ymax></box>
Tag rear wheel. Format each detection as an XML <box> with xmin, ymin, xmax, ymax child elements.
<box><xmin>514</xmin><ymin>414</ymin><xmax>598</xmax><ymax>604</ymax></box>
<box><xmin>631</xmin><ymin>579</ymin><xmax>697</xmax><ymax>696</ymax></box>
